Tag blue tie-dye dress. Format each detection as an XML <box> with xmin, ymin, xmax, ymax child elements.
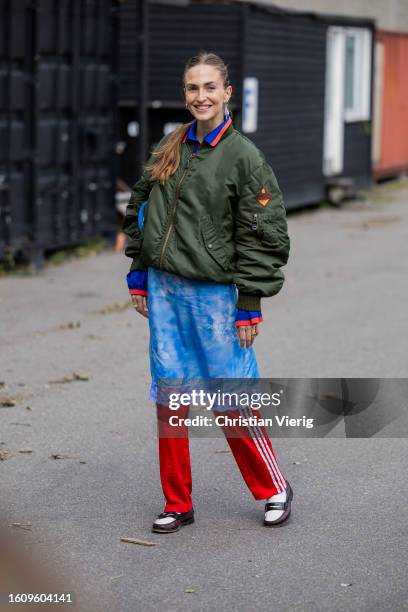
<box><xmin>147</xmin><ymin>266</ymin><xmax>260</xmax><ymax>402</ymax></box>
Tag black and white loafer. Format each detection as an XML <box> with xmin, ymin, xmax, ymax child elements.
<box><xmin>264</xmin><ymin>481</ymin><xmax>293</xmax><ymax>527</ymax></box>
<box><xmin>152</xmin><ymin>509</ymin><xmax>195</xmax><ymax>533</ymax></box>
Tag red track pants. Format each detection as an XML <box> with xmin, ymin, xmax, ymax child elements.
<box><xmin>157</xmin><ymin>404</ymin><xmax>287</xmax><ymax>513</ymax></box>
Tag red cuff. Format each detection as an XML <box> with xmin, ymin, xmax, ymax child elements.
<box><xmin>235</xmin><ymin>316</ymin><xmax>263</xmax><ymax>327</ymax></box>
<box><xmin>129</xmin><ymin>289</ymin><xmax>148</xmax><ymax>296</ymax></box>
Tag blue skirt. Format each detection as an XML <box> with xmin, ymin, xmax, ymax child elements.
<box><xmin>147</xmin><ymin>267</ymin><xmax>259</xmax><ymax>402</ymax></box>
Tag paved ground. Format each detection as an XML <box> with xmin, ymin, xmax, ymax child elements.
<box><xmin>1</xmin><ymin>181</ymin><xmax>408</xmax><ymax>611</ymax></box>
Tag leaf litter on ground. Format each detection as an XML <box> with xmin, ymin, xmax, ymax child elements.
<box><xmin>49</xmin><ymin>372</ymin><xmax>90</xmax><ymax>384</ymax></box>
<box><xmin>50</xmin><ymin>453</ymin><xmax>81</xmax><ymax>460</ymax></box>
<box><xmin>0</xmin><ymin>449</ymin><xmax>14</xmax><ymax>461</ymax></box>
<box><xmin>9</xmin><ymin>522</ymin><xmax>32</xmax><ymax>531</ymax></box>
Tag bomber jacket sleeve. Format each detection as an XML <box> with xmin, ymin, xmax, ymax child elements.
<box><xmin>121</xmin><ymin>168</ymin><xmax>152</xmax><ymax>273</ymax></box>
<box><xmin>234</xmin><ymin>158</ymin><xmax>290</xmax><ymax>311</ymax></box>
<box><xmin>121</xmin><ymin>134</ymin><xmax>170</xmax><ymax>273</ymax></box>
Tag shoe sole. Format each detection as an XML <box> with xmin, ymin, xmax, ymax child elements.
<box><xmin>264</xmin><ymin>484</ymin><xmax>294</xmax><ymax>527</ymax></box>
<box><xmin>151</xmin><ymin>516</ymin><xmax>195</xmax><ymax>534</ymax></box>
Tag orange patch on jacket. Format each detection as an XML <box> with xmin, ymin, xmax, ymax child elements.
<box><xmin>256</xmin><ymin>187</ymin><xmax>272</xmax><ymax>206</ymax></box>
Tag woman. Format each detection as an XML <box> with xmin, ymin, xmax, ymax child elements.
<box><xmin>122</xmin><ymin>52</ymin><xmax>292</xmax><ymax>533</ymax></box>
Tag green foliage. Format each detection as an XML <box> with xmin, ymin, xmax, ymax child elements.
<box><xmin>47</xmin><ymin>237</ymin><xmax>107</xmax><ymax>265</ymax></box>
<box><xmin>0</xmin><ymin>252</ymin><xmax>32</xmax><ymax>277</ymax></box>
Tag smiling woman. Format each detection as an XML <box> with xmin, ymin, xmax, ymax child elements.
<box><xmin>184</xmin><ymin>62</ymin><xmax>232</xmax><ymax>130</ymax></box>
<box><xmin>121</xmin><ymin>51</ymin><xmax>292</xmax><ymax>534</ymax></box>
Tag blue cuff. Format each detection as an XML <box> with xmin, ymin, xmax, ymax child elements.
<box><xmin>126</xmin><ymin>270</ymin><xmax>148</xmax><ymax>293</ymax></box>
<box><xmin>235</xmin><ymin>309</ymin><xmax>263</xmax><ymax>326</ymax></box>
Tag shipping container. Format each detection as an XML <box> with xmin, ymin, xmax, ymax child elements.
<box><xmin>243</xmin><ymin>7</ymin><xmax>327</xmax><ymax>207</ymax></box>
<box><xmin>373</xmin><ymin>30</ymin><xmax>408</xmax><ymax>180</ymax></box>
<box><xmin>118</xmin><ymin>1</ymin><xmax>375</xmax><ymax>209</ymax></box>
<box><xmin>118</xmin><ymin>0</ymin><xmax>142</xmax><ymax>104</ymax></box>
<box><xmin>0</xmin><ymin>0</ymin><xmax>119</xmax><ymax>263</ymax></box>
<box><xmin>0</xmin><ymin>0</ymin><xmax>32</xmax><ymax>255</ymax></box>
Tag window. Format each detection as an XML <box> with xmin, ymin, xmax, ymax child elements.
<box><xmin>344</xmin><ymin>28</ymin><xmax>372</xmax><ymax>122</ymax></box>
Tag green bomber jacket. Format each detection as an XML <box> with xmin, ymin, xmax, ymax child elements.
<box><xmin>121</xmin><ymin>122</ymin><xmax>290</xmax><ymax>311</ymax></box>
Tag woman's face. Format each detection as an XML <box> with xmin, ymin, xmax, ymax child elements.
<box><xmin>184</xmin><ymin>64</ymin><xmax>232</xmax><ymax>124</ymax></box>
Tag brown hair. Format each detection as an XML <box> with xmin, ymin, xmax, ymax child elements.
<box><xmin>145</xmin><ymin>51</ymin><xmax>231</xmax><ymax>185</ymax></box>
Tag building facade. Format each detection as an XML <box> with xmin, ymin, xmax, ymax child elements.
<box><xmin>234</xmin><ymin>0</ymin><xmax>408</xmax><ymax>33</ymax></box>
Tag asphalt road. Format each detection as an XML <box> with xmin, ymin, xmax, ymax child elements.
<box><xmin>1</xmin><ymin>181</ymin><xmax>408</xmax><ymax>612</ymax></box>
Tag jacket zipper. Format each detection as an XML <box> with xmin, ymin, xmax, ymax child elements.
<box><xmin>252</xmin><ymin>213</ymin><xmax>258</xmax><ymax>231</ymax></box>
<box><xmin>159</xmin><ymin>148</ymin><xmax>194</xmax><ymax>268</ymax></box>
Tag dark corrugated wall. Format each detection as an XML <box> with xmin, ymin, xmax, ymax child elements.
<box><xmin>245</xmin><ymin>9</ymin><xmax>327</xmax><ymax>208</ymax></box>
<box><xmin>0</xmin><ymin>0</ymin><xmax>118</xmax><ymax>261</ymax></box>
<box><xmin>118</xmin><ymin>0</ymin><xmax>141</xmax><ymax>103</ymax></box>
<box><xmin>0</xmin><ymin>0</ymin><xmax>31</xmax><ymax>254</ymax></box>
<box><xmin>343</xmin><ymin>123</ymin><xmax>372</xmax><ymax>188</ymax></box>
<box><xmin>148</xmin><ymin>3</ymin><xmax>242</xmax><ymax>106</ymax></box>
<box><xmin>119</xmin><ymin>1</ymin><xmax>242</xmax><ymax>106</ymax></box>
<box><xmin>35</xmin><ymin>0</ymin><xmax>118</xmax><ymax>252</ymax></box>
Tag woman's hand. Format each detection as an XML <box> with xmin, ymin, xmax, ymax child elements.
<box><xmin>236</xmin><ymin>323</ymin><xmax>259</xmax><ymax>349</ymax></box>
<box><xmin>131</xmin><ymin>294</ymin><xmax>148</xmax><ymax>318</ymax></box>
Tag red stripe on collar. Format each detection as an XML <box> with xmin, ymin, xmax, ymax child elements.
<box><xmin>209</xmin><ymin>116</ymin><xmax>232</xmax><ymax>147</ymax></box>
